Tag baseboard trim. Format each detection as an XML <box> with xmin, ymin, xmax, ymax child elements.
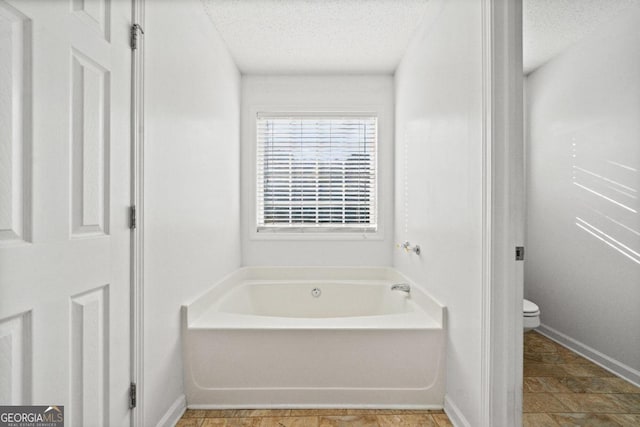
<box><xmin>538</xmin><ymin>324</ymin><xmax>640</xmax><ymax>387</ymax></box>
<box><xmin>444</xmin><ymin>395</ymin><xmax>471</xmax><ymax>427</ymax></box>
<box><xmin>188</xmin><ymin>404</ymin><xmax>443</xmax><ymax>410</ymax></box>
<box><xmin>156</xmin><ymin>394</ymin><xmax>186</xmax><ymax>427</ymax></box>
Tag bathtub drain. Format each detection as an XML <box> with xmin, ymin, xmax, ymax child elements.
<box><xmin>311</xmin><ymin>288</ymin><xmax>321</xmax><ymax>298</ymax></box>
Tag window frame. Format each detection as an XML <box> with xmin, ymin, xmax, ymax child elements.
<box><xmin>252</xmin><ymin>110</ymin><xmax>381</xmax><ymax>240</ymax></box>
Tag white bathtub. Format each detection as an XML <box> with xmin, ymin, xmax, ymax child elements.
<box><xmin>182</xmin><ymin>267</ymin><xmax>446</xmax><ymax>409</ymax></box>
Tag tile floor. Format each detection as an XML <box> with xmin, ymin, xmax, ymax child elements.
<box><xmin>176</xmin><ymin>409</ymin><xmax>452</xmax><ymax>426</ymax></box>
<box><xmin>175</xmin><ymin>331</ymin><xmax>640</xmax><ymax>427</ymax></box>
<box><xmin>524</xmin><ymin>331</ymin><xmax>640</xmax><ymax>426</ymax></box>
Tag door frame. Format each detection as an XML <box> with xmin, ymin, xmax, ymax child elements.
<box><xmin>124</xmin><ymin>0</ymin><xmax>525</xmax><ymax>425</ymax></box>
<box><xmin>480</xmin><ymin>0</ymin><xmax>524</xmax><ymax>426</ymax></box>
<box><xmin>131</xmin><ymin>0</ymin><xmax>145</xmax><ymax>426</ymax></box>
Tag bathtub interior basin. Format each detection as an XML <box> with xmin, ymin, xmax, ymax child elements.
<box><xmin>217</xmin><ymin>280</ymin><xmax>413</xmax><ymax>318</ymax></box>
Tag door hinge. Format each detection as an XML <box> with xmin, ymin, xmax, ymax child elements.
<box><xmin>515</xmin><ymin>246</ymin><xmax>525</xmax><ymax>261</ymax></box>
<box><xmin>130</xmin><ymin>24</ymin><xmax>144</xmax><ymax>50</ymax></box>
<box><xmin>129</xmin><ymin>382</ymin><xmax>137</xmax><ymax>409</ymax></box>
<box><xmin>129</xmin><ymin>205</ymin><xmax>137</xmax><ymax>230</ymax></box>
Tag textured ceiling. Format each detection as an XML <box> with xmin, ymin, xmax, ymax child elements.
<box><xmin>204</xmin><ymin>0</ymin><xmax>640</xmax><ymax>75</ymax></box>
<box><xmin>523</xmin><ymin>0</ymin><xmax>639</xmax><ymax>74</ymax></box>
<box><xmin>202</xmin><ymin>0</ymin><xmax>430</xmax><ymax>74</ymax></box>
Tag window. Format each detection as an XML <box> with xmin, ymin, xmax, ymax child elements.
<box><xmin>256</xmin><ymin>114</ymin><xmax>377</xmax><ymax>232</ymax></box>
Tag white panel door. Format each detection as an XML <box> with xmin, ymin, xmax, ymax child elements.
<box><xmin>0</xmin><ymin>0</ymin><xmax>133</xmax><ymax>426</ymax></box>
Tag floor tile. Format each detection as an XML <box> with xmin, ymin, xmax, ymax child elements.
<box><xmin>611</xmin><ymin>394</ymin><xmax>640</xmax><ymax>413</ymax></box>
<box><xmin>318</xmin><ymin>415</ymin><xmax>379</xmax><ymax>427</ymax></box>
<box><xmin>179</xmin><ymin>410</ymin><xmax>452</xmax><ymax>427</ymax></box>
<box><xmin>259</xmin><ymin>416</ymin><xmax>319</xmax><ymax>427</ymax></box>
<box><xmin>549</xmin><ymin>413</ymin><xmax>622</xmax><ymax>426</ymax></box>
<box><xmin>523</xmin><ymin>393</ymin><xmax>571</xmax><ymax>413</ymax></box>
<box><xmin>522</xmin><ymin>332</ymin><xmax>640</xmax><ymax>424</ymax></box>
<box><xmin>561</xmin><ymin>363</ymin><xmax>616</xmax><ymax>378</ymax></box>
<box><xmin>249</xmin><ymin>410</ymin><xmax>292</xmax><ymax>417</ymax></box>
<box><xmin>200</xmin><ymin>410</ymin><xmax>238</xmax><ymax>418</ymax></box>
<box><xmin>223</xmin><ymin>418</ymin><xmax>262</xmax><ymax>427</ymax></box>
<box><xmin>229</xmin><ymin>410</ymin><xmax>259</xmax><ymax>418</ymax></box>
<box><xmin>431</xmin><ymin>414</ymin><xmax>453</xmax><ymax>427</ymax></box>
<box><xmin>524</xmin><ymin>362</ymin><xmax>570</xmax><ymax>378</ymax></box>
<box><xmin>525</xmin><ymin>340</ymin><xmax>560</xmax><ymax>354</ymax></box>
<box><xmin>524</xmin><ymin>377</ymin><xmax>572</xmax><ymax>393</ymax></box>
<box><xmin>290</xmin><ymin>410</ymin><xmax>348</xmax><ymax>416</ymax></box>
<box><xmin>525</xmin><ymin>349</ymin><xmax>591</xmax><ymax>365</ymax></box>
<box><xmin>555</xmin><ymin>348</ymin><xmax>591</xmax><ymax>365</ymax></box>
<box><xmin>376</xmin><ymin>414</ymin><xmax>436</xmax><ymax>426</ymax></box>
<box><xmin>177</xmin><ymin>418</ymin><xmax>205</xmax><ymax>427</ymax></box>
<box><xmin>552</xmin><ymin>393</ymin><xmax>630</xmax><ymax>413</ymax></box>
<box><xmin>603</xmin><ymin>378</ymin><xmax>640</xmax><ymax>394</ymax></box>
<box><xmin>522</xmin><ymin>413</ymin><xmax>560</xmax><ymax>427</ymax></box>
<box><xmin>525</xmin><ymin>352</ymin><xmax>566</xmax><ymax>364</ymax></box>
<box><xmin>558</xmin><ymin>377</ymin><xmax>636</xmax><ymax>394</ymax></box>
<box><xmin>607</xmin><ymin>414</ymin><xmax>640</xmax><ymax>426</ymax></box>
<box><xmin>345</xmin><ymin>409</ymin><xmax>437</xmax><ymax>415</ymax></box>
<box><xmin>184</xmin><ymin>410</ymin><xmax>208</xmax><ymax>418</ymax></box>
<box><xmin>524</xmin><ymin>333</ymin><xmax>560</xmax><ymax>353</ymax></box>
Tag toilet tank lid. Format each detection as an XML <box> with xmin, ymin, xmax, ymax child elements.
<box><xmin>523</xmin><ymin>299</ymin><xmax>540</xmax><ymax>314</ymax></box>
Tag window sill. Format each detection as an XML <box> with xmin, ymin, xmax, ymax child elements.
<box><xmin>249</xmin><ymin>230</ymin><xmax>384</xmax><ymax>241</ymax></box>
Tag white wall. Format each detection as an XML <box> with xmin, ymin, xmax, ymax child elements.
<box><xmin>144</xmin><ymin>1</ymin><xmax>242</xmax><ymax>424</ymax></box>
<box><xmin>526</xmin><ymin>8</ymin><xmax>640</xmax><ymax>380</ymax></box>
<box><xmin>241</xmin><ymin>75</ymin><xmax>394</xmax><ymax>266</ymax></box>
<box><xmin>393</xmin><ymin>0</ymin><xmax>484</xmax><ymax>425</ymax></box>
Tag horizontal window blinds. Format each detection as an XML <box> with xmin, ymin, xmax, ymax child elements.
<box><xmin>257</xmin><ymin>114</ymin><xmax>378</xmax><ymax>231</ymax></box>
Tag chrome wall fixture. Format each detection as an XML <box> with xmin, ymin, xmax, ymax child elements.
<box><xmin>391</xmin><ymin>283</ymin><xmax>411</xmax><ymax>293</ymax></box>
<box><xmin>397</xmin><ymin>241</ymin><xmax>421</xmax><ymax>255</ymax></box>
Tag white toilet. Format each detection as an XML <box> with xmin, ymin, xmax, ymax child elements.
<box><xmin>523</xmin><ymin>299</ymin><xmax>540</xmax><ymax>332</ymax></box>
